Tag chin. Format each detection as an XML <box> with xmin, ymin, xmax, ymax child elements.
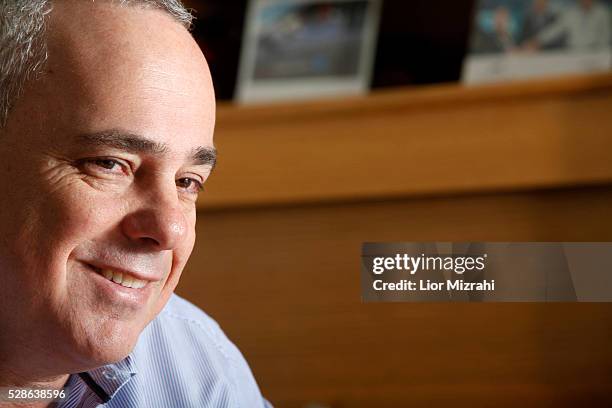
<box><xmin>69</xmin><ymin>317</ymin><xmax>146</xmax><ymax>369</ymax></box>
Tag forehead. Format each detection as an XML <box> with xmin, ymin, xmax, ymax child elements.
<box><xmin>39</xmin><ymin>0</ymin><xmax>215</xmax><ymax>153</ymax></box>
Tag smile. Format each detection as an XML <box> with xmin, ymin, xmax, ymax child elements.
<box><xmin>87</xmin><ymin>263</ymin><xmax>149</xmax><ymax>289</ymax></box>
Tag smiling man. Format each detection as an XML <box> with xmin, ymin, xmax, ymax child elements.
<box><xmin>0</xmin><ymin>1</ymin><xmax>269</xmax><ymax>407</ymax></box>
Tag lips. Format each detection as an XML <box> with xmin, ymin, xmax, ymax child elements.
<box><xmin>85</xmin><ymin>263</ymin><xmax>154</xmax><ymax>289</ymax></box>
<box><xmin>100</xmin><ymin>268</ymin><xmax>147</xmax><ymax>289</ymax></box>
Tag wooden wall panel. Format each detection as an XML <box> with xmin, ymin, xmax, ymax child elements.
<box><xmin>200</xmin><ymin>73</ymin><xmax>612</xmax><ymax>209</ymax></box>
<box><xmin>177</xmin><ymin>186</ymin><xmax>612</xmax><ymax>408</ymax></box>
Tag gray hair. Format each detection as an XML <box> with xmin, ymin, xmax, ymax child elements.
<box><xmin>0</xmin><ymin>0</ymin><xmax>194</xmax><ymax>128</ymax></box>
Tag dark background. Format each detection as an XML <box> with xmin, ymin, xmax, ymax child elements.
<box><xmin>183</xmin><ymin>0</ymin><xmax>477</xmax><ymax>100</ymax></box>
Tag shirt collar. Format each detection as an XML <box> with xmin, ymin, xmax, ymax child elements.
<box><xmin>79</xmin><ymin>354</ymin><xmax>137</xmax><ymax>401</ymax></box>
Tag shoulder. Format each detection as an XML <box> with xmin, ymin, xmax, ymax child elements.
<box><xmin>157</xmin><ymin>295</ymin><xmax>251</xmax><ymax>371</ymax></box>
<box><xmin>159</xmin><ymin>293</ymin><xmax>227</xmax><ymax>342</ymax></box>
<box><xmin>132</xmin><ymin>294</ymin><xmax>269</xmax><ymax>407</ymax></box>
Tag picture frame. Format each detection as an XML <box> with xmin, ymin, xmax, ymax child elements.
<box><xmin>235</xmin><ymin>0</ymin><xmax>382</xmax><ymax>103</ymax></box>
<box><xmin>463</xmin><ymin>0</ymin><xmax>612</xmax><ymax>84</ymax></box>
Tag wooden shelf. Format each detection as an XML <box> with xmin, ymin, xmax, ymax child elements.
<box><xmin>198</xmin><ymin>72</ymin><xmax>612</xmax><ymax>210</ymax></box>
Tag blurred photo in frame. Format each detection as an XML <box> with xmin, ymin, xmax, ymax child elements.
<box><xmin>235</xmin><ymin>0</ymin><xmax>382</xmax><ymax>103</ymax></box>
<box><xmin>463</xmin><ymin>0</ymin><xmax>612</xmax><ymax>84</ymax></box>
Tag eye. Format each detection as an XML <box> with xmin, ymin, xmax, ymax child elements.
<box><xmin>80</xmin><ymin>157</ymin><xmax>129</xmax><ymax>175</ymax></box>
<box><xmin>176</xmin><ymin>177</ymin><xmax>203</xmax><ymax>195</ymax></box>
<box><xmin>92</xmin><ymin>158</ymin><xmax>122</xmax><ymax>171</ymax></box>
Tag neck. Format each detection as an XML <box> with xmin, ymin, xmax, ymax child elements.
<box><xmin>0</xmin><ymin>371</ymin><xmax>69</xmax><ymax>388</ymax></box>
<box><xmin>0</xmin><ymin>361</ymin><xmax>70</xmax><ymax>408</ymax></box>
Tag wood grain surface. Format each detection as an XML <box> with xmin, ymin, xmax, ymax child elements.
<box><xmin>200</xmin><ymin>72</ymin><xmax>612</xmax><ymax>209</ymax></box>
<box><xmin>179</xmin><ymin>186</ymin><xmax>612</xmax><ymax>408</ymax></box>
<box><xmin>177</xmin><ymin>74</ymin><xmax>612</xmax><ymax>407</ymax></box>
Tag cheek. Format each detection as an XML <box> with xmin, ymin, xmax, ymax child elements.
<box><xmin>20</xmin><ymin>186</ymin><xmax>124</xmax><ymax>271</ymax></box>
<box><xmin>2</xmin><ymin>189</ymin><xmax>120</xmax><ymax>320</ymax></box>
<box><xmin>150</xmin><ymin>226</ymin><xmax>196</xmax><ymax>317</ymax></box>
<box><xmin>181</xmin><ymin>221</ymin><xmax>197</xmax><ymax>259</ymax></box>
<box><xmin>167</xmin><ymin>228</ymin><xmax>196</xmax><ymax>287</ymax></box>
<box><xmin>168</xmin><ymin>208</ymin><xmax>197</xmax><ymax>271</ymax></box>
<box><xmin>57</xmin><ymin>182</ymin><xmax>130</xmax><ymax>235</ymax></box>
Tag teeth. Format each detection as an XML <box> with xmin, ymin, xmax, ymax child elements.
<box><xmin>111</xmin><ymin>271</ymin><xmax>123</xmax><ymax>284</ymax></box>
<box><xmin>132</xmin><ymin>280</ymin><xmax>146</xmax><ymax>289</ymax></box>
<box><xmin>99</xmin><ymin>268</ymin><xmax>147</xmax><ymax>289</ymax></box>
<box><xmin>122</xmin><ymin>275</ymin><xmax>134</xmax><ymax>288</ymax></box>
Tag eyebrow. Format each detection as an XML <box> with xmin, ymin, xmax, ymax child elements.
<box><xmin>76</xmin><ymin>129</ymin><xmax>217</xmax><ymax>168</ymax></box>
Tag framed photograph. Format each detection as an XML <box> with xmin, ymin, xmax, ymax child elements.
<box><xmin>463</xmin><ymin>0</ymin><xmax>612</xmax><ymax>84</ymax></box>
<box><xmin>235</xmin><ymin>0</ymin><xmax>382</xmax><ymax>103</ymax></box>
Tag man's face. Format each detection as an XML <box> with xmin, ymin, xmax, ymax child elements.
<box><xmin>0</xmin><ymin>1</ymin><xmax>215</xmax><ymax>373</ymax></box>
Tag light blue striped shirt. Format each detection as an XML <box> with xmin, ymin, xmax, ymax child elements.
<box><xmin>56</xmin><ymin>295</ymin><xmax>271</xmax><ymax>407</ymax></box>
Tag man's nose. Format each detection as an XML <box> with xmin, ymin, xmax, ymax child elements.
<box><xmin>121</xmin><ymin>196</ymin><xmax>188</xmax><ymax>250</ymax></box>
